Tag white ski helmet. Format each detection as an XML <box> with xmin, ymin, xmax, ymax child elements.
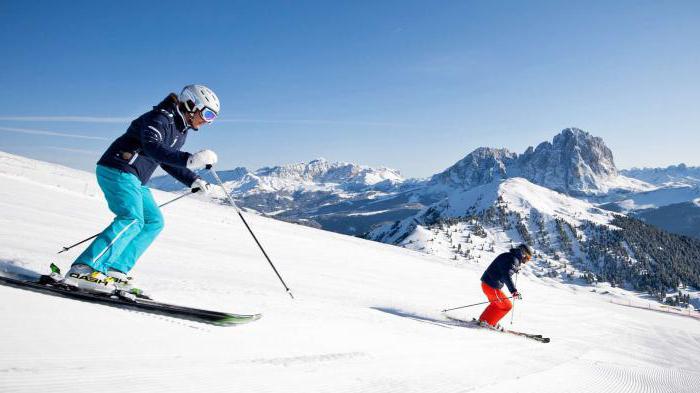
<box><xmin>179</xmin><ymin>84</ymin><xmax>220</xmax><ymax>116</ymax></box>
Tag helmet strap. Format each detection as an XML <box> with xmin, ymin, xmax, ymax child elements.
<box><xmin>186</xmin><ymin>111</ymin><xmax>199</xmax><ymax>130</ymax></box>
<box><xmin>176</xmin><ymin>102</ymin><xmax>198</xmax><ymax>130</ymax></box>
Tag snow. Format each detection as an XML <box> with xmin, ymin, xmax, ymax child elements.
<box><xmin>621</xmin><ymin>164</ymin><xmax>700</xmax><ymax>188</ymax></box>
<box><xmin>1</xmin><ymin>151</ymin><xmax>700</xmax><ymax>393</ymax></box>
<box><xmin>346</xmin><ymin>209</ymin><xmax>390</xmax><ymax>217</ymax></box>
<box><xmin>154</xmin><ymin>158</ymin><xmax>404</xmax><ymax>198</ymax></box>
<box><xmin>597</xmin><ymin>184</ymin><xmax>700</xmax><ymax>212</ymax></box>
<box><xmin>593</xmin><ymin>173</ymin><xmax>655</xmax><ymax>195</ymax></box>
<box><xmin>370</xmin><ymin>177</ymin><xmax>617</xmax><ymax>245</ymax></box>
<box><xmin>497</xmin><ymin>178</ymin><xmax>615</xmax><ymax>226</ymax></box>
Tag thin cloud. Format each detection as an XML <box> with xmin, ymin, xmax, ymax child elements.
<box><xmin>0</xmin><ymin>126</ymin><xmax>110</xmax><ymax>140</ymax></box>
<box><xmin>0</xmin><ymin>116</ymin><xmax>132</xmax><ymax>123</ymax></box>
<box><xmin>43</xmin><ymin>146</ymin><xmax>101</xmax><ymax>155</ymax></box>
<box><xmin>0</xmin><ymin>114</ymin><xmax>414</xmax><ymax>128</ymax></box>
<box><xmin>218</xmin><ymin>118</ymin><xmax>412</xmax><ymax>128</ymax></box>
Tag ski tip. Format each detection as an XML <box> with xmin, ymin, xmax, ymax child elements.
<box><xmin>216</xmin><ymin>313</ymin><xmax>263</xmax><ymax>326</ymax></box>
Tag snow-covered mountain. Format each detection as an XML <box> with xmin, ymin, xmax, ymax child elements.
<box><xmin>2</xmin><ymin>151</ymin><xmax>700</xmax><ymax>393</ymax></box>
<box><xmin>149</xmin><ymin>128</ymin><xmax>698</xmax><ymax>246</ymax></box>
<box><xmin>369</xmin><ymin>177</ymin><xmax>615</xmax><ymax>245</ymax></box>
<box><xmin>622</xmin><ymin>163</ymin><xmax>700</xmax><ymax>187</ymax></box>
<box><xmin>151</xmin><ymin>158</ymin><xmax>405</xmax><ymax>195</ymax></box>
<box><xmin>599</xmin><ymin>165</ymin><xmax>700</xmax><ymax>237</ymax></box>
<box><xmin>596</xmin><ymin>183</ymin><xmax>700</xmax><ymax>213</ymax></box>
<box><xmin>164</xmin><ymin>160</ymin><xmax>421</xmax><ymax>232</ymax></box>
<box><xmin>150</xmin><ymin>158</ymin><xmax>415</xmax><ymax>233</ymax></box>
<box><xmin>428</xmin><ymin>147</ymin><xmax>517</xmax><ymax>190</ymax></box>
<box><xmin>150</xmin><ymin>128</ymin><xmax>654</xmax><ymax>236</ymax></box>
<box><xmin>366</xmin><ymin>176</ymin><xmax>700</xmax><ymax>295</ymax></box>
<box><xmin>428</xmin><ymin>128</ymin><xmax>651</xmax><ymax>196</ymax></box>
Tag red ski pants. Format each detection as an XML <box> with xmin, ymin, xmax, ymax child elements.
<box><xmin>478</xmin><ymin>282</ymin><xmax>513</xmax><ymax>326</ymax></box>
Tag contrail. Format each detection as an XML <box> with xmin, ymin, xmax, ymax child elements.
<box><xmin>0</xmin><ymin>126</ymin><xmax>110</xmax><ymax>141</ymax></box>
<box><xmin>0</xmin><ymin>116</ymin><xmax>131</xmax><ymax>123</ymax></box>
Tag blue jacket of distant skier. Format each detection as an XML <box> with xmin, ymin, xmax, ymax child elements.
<box><xmin>481</xmin><ymin>249</ymin><xmax>523</xmax><ymax>294</ymax></box>
<box><xmin>97</xmin><ymin>94</ymin><xmax>199</xmax><ymax>187</ymax></box>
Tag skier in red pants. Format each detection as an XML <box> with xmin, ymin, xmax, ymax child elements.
<box><xmin>478</xmin><ymin>244</ymin><xmax>533</xmax><ymax>328</ymax></box>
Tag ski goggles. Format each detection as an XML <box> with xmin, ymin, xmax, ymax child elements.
<box><xmin>200</xmin><ymin>107</ymin><xmax>218</xmax><ymax>123</ymax></box>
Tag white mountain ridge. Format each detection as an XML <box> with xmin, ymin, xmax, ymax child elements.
<box><xmin>621</xmin><ymin>163</ymin><xmax>700</xmax><ymax>188</ymax></box>
<box><xmin>149</xmin><ymin>128</ymin><xmax>699</xmax><ymax>244</ymax></box>
<box><xmin>151</xmin><ymin>157</ymin><xmax>405</xmax><ymax>196</ymax></box>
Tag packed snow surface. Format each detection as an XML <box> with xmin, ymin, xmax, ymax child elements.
<box><xmin>1</xmin><ymin>151</ymin><xmax>699</xmax><ymax>393</ymax></box>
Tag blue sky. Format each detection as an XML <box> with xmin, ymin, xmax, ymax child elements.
<box><xmin>1</xmin><ymin>0</ymin><xmax>698</xmax><ymax>178</ymax></box>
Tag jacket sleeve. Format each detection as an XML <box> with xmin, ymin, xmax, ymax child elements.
<box><xmin>161</xmin><ymin>163</ymin><xmax>199</xmax><ymax>188</ymax></box>
<box><xmin>502</xmin><ymin>257</ymin><xmax>519</xmax><ymax>294</ymax></box>
<box><xmin>140</xmin><ymin>115</ymin><xmax>191</xmax><ymax>167</ymax></box>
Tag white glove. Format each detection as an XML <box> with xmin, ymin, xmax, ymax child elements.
<box><xmin>191</xmin><ymin>178</ymin><xmax>213</xmax><ymax>195</ymax></box>
<box><xmin>187</xmin><ymin>149</ymin><xmax>218</xmax><ymax>169</ymax></box>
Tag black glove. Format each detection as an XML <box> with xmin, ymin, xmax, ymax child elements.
<box><xmin>512</xmin><ymin>291</ymin><xmax>522</xmax><ymax>300</ymax></box>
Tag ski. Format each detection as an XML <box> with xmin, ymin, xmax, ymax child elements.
<box><xmin>501</xmin><ymin>329</ymin><xmax>550</xmax><ymax>343</ymax></box>
<box><xmin>444</xmin><ymin>315</ymin><xmax>550</xmax><ymax>343</ymax></box>
<box><xmin>0</xmin><ymin>273</ymin><xmax>262</xmax><ymax>326</ymax></box>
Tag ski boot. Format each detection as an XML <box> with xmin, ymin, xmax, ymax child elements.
<box><xmin>477</xmin><ymin>319</ymin><xmax>504</xmax><ymax>331</ymax></box>
<box><xmin>107</xmin><ymin>269</ymin><xmax>151</xmax><ymax>299</ymax></box>
<box><xmin>61</xmin><ymin>264</ymin><xmax>117</xmax><ymax>295</ymax></box>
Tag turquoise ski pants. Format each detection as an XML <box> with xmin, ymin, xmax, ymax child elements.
<box><xmin>74</xmin><ymin>165</ymin><xmax>164</xmax><ymax>273</ymax></box>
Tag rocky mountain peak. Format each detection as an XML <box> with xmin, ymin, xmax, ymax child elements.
<box><xmin>430</xmin><ymin>128</ymin><xmax>631</xmax><ymax>195</ymax></box>
<box><xmin>429</xmin><ymin>148</ymin><xmax>517</xmax><ymax>189</ymax></box>
<box><xmin>518</xmin><ymin>128</ymin><xmax>619</xmax><ymax>194</ymax></box>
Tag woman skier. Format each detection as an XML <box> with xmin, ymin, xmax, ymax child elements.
<box><xmin>62</xmin><ymin>85</ymin><xmax>221</xmax><ymax>297</ymax></box>
<box><xmin>478</xmin><ymin>244</ymin><xmax>533</xmax><ymax>329</ymax></box>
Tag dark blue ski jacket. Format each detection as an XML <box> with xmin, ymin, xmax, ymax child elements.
<box><xmin>481</xmin><ymin>249</ymin><xmax>524</xmax><ymax>294</ymax></box>
<box><xmin>97</xmin><ymin>94</ymin><xmax>199</xmax><ymax>187</ymax></box>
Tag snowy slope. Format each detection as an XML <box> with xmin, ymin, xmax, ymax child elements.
<box><xmin>1</xmin><ymin>151</ymin><xmax>699</xmax><ymax>393</ymax></box>
<box><xmin>366</xmin><ymin>176</ymin><xmax>700</xmax><ymax>306</ymax></box>
<box><xmin>368</xmin><ymin>177</ymin><xmax>615</xmax><ymax>246</ymax></box>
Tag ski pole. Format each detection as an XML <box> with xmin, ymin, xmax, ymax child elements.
<box><xmin>57</xmin><ymin>187</ymin><xmax>201</xmax><ymax>254</ymax></box>
<box><xmin>208</xmin><ymin>166</ymin><xmax>295</xmax><ymax>299</ymax></box>
<box><xmin>442</xmin><ymin>297</ymin><xmax>514</xmax><ymax>313</ymax></box>
<box><xmin>510</xmin><ymin>273</ymin><xmax>519</xmax><ymax>325</ymax></box>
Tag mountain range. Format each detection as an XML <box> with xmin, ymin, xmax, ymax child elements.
<box><xmin>427</xmin><ymin>128</ymin><xmax>650</xmax><ymax>196</ymax></box>
<box><xmin>149</xmin><ymin>127</ymin><xmax>700</xmax><ymax>297</ymax></box>
<box><xmin>621</xmin><ymin>164</ymin><xmax>700</xmax><ymax>188</ymax></box>
<box><xmin>152</xmin><ymin>127</ymin><xmax>669</xmax><ymax>235</ymax></box>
